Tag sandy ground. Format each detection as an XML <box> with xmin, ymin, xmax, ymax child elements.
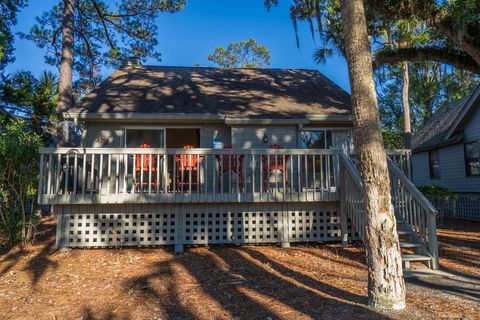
<box><xmin>0</xmin><ymin>217</ymin><xmax>478</xmax><ymax>320</ymax></box>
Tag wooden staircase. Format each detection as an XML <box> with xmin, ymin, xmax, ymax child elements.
<box><xmin>340</xmin><ymin>153</ymin><xmax>440</xmax><ymax>270</ymax></box>
<box><xmin>397</xmin><ymin>219</ymin><xmax>435</xmax><ymax>269</ymax></box>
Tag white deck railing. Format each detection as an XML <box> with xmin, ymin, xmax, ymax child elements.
<box><xmin>38</xmin><ymin>148</ymin><xmax>341</xmax><ymax>204</ymax></box>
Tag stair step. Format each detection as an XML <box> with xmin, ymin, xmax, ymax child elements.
<box><xmin>397</xmin><ymin>230</ymin><xmax>412</xmax><ymax>235</ymax></box>
<box><xmin>401</xmin><ymin>254</ymin><xmax>432</xmax><ymax>262</ymax></box>
<box><xmin>399</xmin><ymin>242</ymin><xmax>422</xmax><ymax>248</ymax></box>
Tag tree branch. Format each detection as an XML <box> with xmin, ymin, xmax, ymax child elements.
<box><xmin>89</xmin><ymin>0</ymin><xmax>116</xmax><ymax>50</ymax></box>
<box><xmin>373</xmin><ymin>47</ymin><xmax>480</xmax><ymax>74</ymax></box>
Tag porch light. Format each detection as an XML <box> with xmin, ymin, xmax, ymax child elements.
<box><xmin>262</xmin><ymin>132</ymin><xmax>269</xmax><ymax>144</ymax></box>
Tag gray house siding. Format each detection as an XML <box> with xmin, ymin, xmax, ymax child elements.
<box><xmin>81</xmin><ymin>121</ymin><xmax>232</xmax><ymax>148</ymax></box>
<box><xmin>231</xmin><ymin>126</ymin><xmax>299</xmax><ymax>149</ymax></box>
<box><xmin>463</xmin><ymin>103</ymin><xmax>480</xmax><ymax>141</ymax></box>
<box><xmin>412</xmin><ymin>107</ymin><xmax>480</xmax><ymax>193</ymax></box>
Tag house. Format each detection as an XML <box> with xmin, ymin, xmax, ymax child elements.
<box><xmin>411</xmin><ymin>85</ymin><xmax>480</xmax><ymax>193</ymax></box>
<box><xmin>37</xmin><ymin>64</ymin><xmax>439</xmax><ymax>269</ymax></box>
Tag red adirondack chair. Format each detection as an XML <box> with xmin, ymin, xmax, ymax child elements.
<box><xmin>133</xmin><ymin>144</ymin><xmax>158</xmax><ymax>192</ymax></box>
<box><xmin>175</xmin><ymin>145</ymin><xmax>204</xmax><ymax>192</ymax></box>
<box><xmin>262</xmin><ymin>144</ymin><xmax>290</xmax><ymax>191</ymax></box>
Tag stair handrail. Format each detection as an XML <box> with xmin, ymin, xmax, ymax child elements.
<box><xmin>339</xmin><ymin>154</ymin><xmax>366</xmax><ymax>241</ymax></box>
<box><xmin>387</xmin><ymin>158</ymin><xmax>439</xmax><ymax>269</ymax></box>
<box><xmin>340</xmin><ymin>154</ymin><xmax>439</xmax><ymax>269</ymax></box>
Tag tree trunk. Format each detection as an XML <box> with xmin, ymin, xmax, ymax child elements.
<box><xmin>340</xmin><ymin>0</ymin><xmax>406</xmax><ymax>310</ymax></box>
<box><xmin>58</xmin><ymin>0</ymin><xmax>75</xmax><ymax>112</ymax></box>
<box><xmin>402</xmin><ymin>61</ymin><xmax>412</xmax><ymax>149</ymax></box>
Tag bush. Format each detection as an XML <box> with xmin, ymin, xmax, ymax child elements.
<box><xmin>0</xmin><ymin>120</ymin><xmax>41</xmax><ymax>246</ymax></box>
<box><xmin>417</xmin><ymin>185</ymin><xmax>457</xmax><ymax>199</ymax></box>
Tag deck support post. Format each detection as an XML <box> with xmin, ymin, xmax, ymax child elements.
<box><xmin>279</xmin><ymin>205</ymin><xmax>290</xmax><ymax>249</ymax></box>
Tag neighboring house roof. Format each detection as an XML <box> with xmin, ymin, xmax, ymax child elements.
<box><xmin>412</xmin><ymin>85</ymin><xmax>480</xmax><ymax>153</ymax></box>
<box><xmin>68</xmin><ymin>65</ymin><xmax>351</xmax><ymax>120</ymax></box>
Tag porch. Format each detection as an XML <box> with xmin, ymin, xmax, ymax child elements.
<box><xmin>38</xmin><ymin>147</ymin><xmax>438</xmax><ymax>270</ymax></box>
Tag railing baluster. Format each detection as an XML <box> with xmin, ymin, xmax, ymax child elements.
<box><xmin>148</xmin><ymin>154</ymin><xmax>152</xmax><ymax>194</ymax></box>
<box><xmin>90</xmin><ymin>154</ymin><xmax>95</xmax><ymax>195</ymax></box>
<box><xmin>56</xmin><ymin>154</ymin><xmax>61</xmax><ymax>194</ymax></box>
<box><xmin>73</xmin><ymin>153</ymin><xmax>78</xmax><ymax>195</ymax></box>
<box><xmin>156</xmin><ymin>154</ymin><xmax>160</xmax><ymax>194</ymax></box>
<box><xmin>115</xmin><ymin>154</ymin><xmax>120</xmax><ymax>195</ymax></box>
<box><xmin>140</xmin><ymin>154</ymin><xmax>144</xmax><ymax>194</ymax></box>
<box><xmin>98</xmin><ymin>154</ymin><xmax>103</xmax><ymax>195</ymax></box>
<box><xmin>312</xmin><ymin>154</ymin><xmax>316</xmax><ymax>201</ymax></box>
<box><xmin>64</xmin><ymin>154</ymin><xmax>69</xmax><ymax>195</ymax></box>
<box><xmin>107</xmin><ymin>154</ymin><xmax>112</xmax><ymax>196</ymax></box>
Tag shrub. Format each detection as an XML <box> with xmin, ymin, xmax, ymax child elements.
<box><xmin>417</xmin><ymin>185</ymin><xmax>457</xmax><ymax>199</ymax></box>
<box><xmin>0</xmin><ymin>120</ymin><xmax>41</xmax><ymax>246</ymax></box>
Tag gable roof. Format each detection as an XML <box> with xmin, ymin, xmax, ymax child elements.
<box><xmin>68</xmin><ymin>65</ymin><xmax>351</xmax><ymax>120</ymax></box>
<box><xmin>412</xmin><ymin>85</ymin><xmax>480</xmax><ymax>153</ymax></box>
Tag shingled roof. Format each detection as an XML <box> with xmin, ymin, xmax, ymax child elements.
<box><xmin>412</xmin><ymin>85</ymin><xmax>480</xmax><ymax>152</ymax></box>
<box><xmin>69</xmin><ymin>65</ymin><xmax>351</xmax><ymax>119</ymax></box>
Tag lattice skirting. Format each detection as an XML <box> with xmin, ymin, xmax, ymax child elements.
<box><xmin>55</xmin><ymin>202</ymin><xmax>359</xmax><ymax>247</ymax></box>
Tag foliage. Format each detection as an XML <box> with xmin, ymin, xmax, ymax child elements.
<box><xmin>265</xmin><ymin>1</ymin><xmax>480</xmax><ymax>148</ymax></box>
<box><xmin>0</xmin><ymin>120</ymin><xmax>42</xmax><ymax>246</ymax></box>
<box><xmin>417</xmin><ymin>185</ymin><xmax>457</xmax><ymax>199</ymax></box>
<box><xmin>376</xmin><ymin>62</ymin><xmax>479</xmax><ymax>142</ymax></box>
<box><xmin>208</xmin><ymin>38</ymin><xmax>271</xmax><ymax>68</ymax></box>
<box><xmin>0</xmin><ymin>71</ymin><xmax>60</xmax><ymax>136</ymax></box>
<box><xmin>0</xmin><ymin>0</ymin><xmax>27</xmax><ymax>71</ymax></box>
<box><xmin>21</xmin><ymin>0</ymin><xmax>185</xmax><ymax>95</ymax></box>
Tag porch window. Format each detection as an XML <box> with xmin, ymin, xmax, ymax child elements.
<box><xmin>464</xmin><ymin>142</ymin><xmax>480</xmax><ymax>176</ymax></box>
<box><xmin>125</xmin><ymin>128</ymin><xmax>165</xmax><ymax>148</ymax></box>
<box><xmin>428</xmin><ymin>150</ymin><xmax>441</xmax><ymax>179</ymax></box>
<box><xmin>300</xmin><ymin>129</ymin><xmax>352</xmax><ymax>153</ymax></box>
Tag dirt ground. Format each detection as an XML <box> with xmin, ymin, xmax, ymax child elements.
<box><xmin>0</xmin><ymin>217</ymin><xmax>479</xmax><ymax>320</ymax></box>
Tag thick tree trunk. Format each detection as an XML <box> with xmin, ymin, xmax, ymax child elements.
<box><xmin>402</xmin><ymin>62</ymin><xmax>412</xmax><ymax>149</ymax></box>
<box><xmin>340</xmin><ymin>0</ymin><xmax>406</xmax><ymax>310</ymax></box>
<box><xmin>58</xmin><ymin>0</ymin><xmax>75</xmax><ymax>112</ymax></box>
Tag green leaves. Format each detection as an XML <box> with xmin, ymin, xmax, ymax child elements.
<box><xmin>208</xmin><ymin>38</ymin><xmax>271</xmax><ymax>69</ymax></box>
<box><xmin>21</xmin><ymin>0</ymin><xmax>185</xmax><ymax>94</ymax></box>
<box><xmin>0</xmin><ymin>71</ymin><xmax>59</xmax><ymax>133</ymax></box>
<box><xmin>0</xmin><ymin>0</ymin><xmax>27</xmax><ymax>71</ymax></box>
<box><xmin>0</xmin><ymin>120</ymin><xmax>41</xmax><ymax>245</ymax></box>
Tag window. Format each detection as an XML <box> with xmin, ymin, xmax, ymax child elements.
<box><xmin>428</xmin><ymin>150</ymin><xmax>441</xmax><ymax>179</ymax></box>
<box><xmin>464</xmin><ymin>142</ymin><xmax>480</xmax><ymax>176</ymax></box>
<box><xmin>300</xmin><ymin>129</ymin><xmax>352</xmax><ymax>152</ymax></box>
<box><xmin>125</xmin><ymin>128</ymin><xmax>165</xmax><ymax>148</ymax></box>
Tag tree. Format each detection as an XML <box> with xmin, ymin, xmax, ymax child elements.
<box><xmin>0</xmin><ymin>71</ymin><xmax>59</xmax><ymax>135</ymax></box>
<box><xmin>208</xmin><ymin>38</ymin><xmax>271</xmax><ymax>68</ymax></box>
<box><xmin>0</xmin><ymin>120</ymin><xmax>42</xmax><ymax>246</ymax></box>
<box><xmin>22</xmin><ymin>0</ymin><xmax>186</xmax><ymax>110</ymax></box>
<box><xmin>0</xmin><ymin>0</ymin><xmax>27</xmax><ymax>71</ymax></box>
<box><xmin>340</xmin><ymin>0</ymin><xmax>406</xmax><ymax>310</ymax></box>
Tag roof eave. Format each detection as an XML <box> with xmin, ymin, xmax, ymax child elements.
<box><xmin>443</xmin><ymin>85</ymin><xmax>480</xmax><ymax>140</ymax></box>
<box><xmin>412</xmin><ymin>132</ymin><xmax>464</xmax><ymax>154</ymax></box>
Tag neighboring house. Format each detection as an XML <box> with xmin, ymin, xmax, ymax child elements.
<box><xmin>411</xmin><ymin>85</ymin><xmax>480</xmax><ymax>194</ymax></box>
<box><xmin>37</xmin><ymin>64</ymin><xmax>439</xmax><ymax>269</ymax></box>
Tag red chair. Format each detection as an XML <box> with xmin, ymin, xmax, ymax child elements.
<box><xmin>175</xmin><ymin>145</ymin><xmax>204</xmax><ymax>192</ymax></box>
<box><xmin>216</xmin><ymin>145</ymin><xmax>245</xmax><ymax>192</ymax></box>
<box><xmin>133</xmin><ymin>144</ymin><xmax>158</xmax><ymax>192</ymax></box>
<box><xmin>262</xmin><ymin>144</ymin><xmax>290</xmax><ymax>191</ymax></box>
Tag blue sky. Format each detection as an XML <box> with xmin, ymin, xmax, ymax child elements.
<box><xmin>6</xmin><ymin>0</ymin><xmax>350</xmax><ymax>91</ymax></box>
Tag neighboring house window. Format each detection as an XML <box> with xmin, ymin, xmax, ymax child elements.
<box><xmin>464</xmin><ymin>142</ymin><xmax>480</xmax><ymax>176</ymax></box>
<box><xmin>125</xmin><ymin>128</ymin><xmax>165</xmax><ymax>148</ymax></box>
<box><xmin>429</xmin><ymin>150</ymin><xmax>441</xmax><ymax>179</ymax></box>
